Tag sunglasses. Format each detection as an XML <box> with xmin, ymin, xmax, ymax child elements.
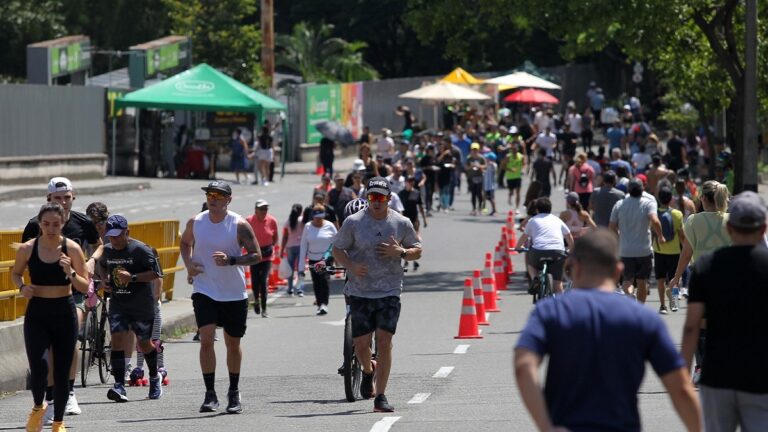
<box><xmin>367</xmin><ymin>193</ymin><xmax>389</xmax><ymax>203</ymax></box>
<box><xmin>206</xmin><ymin>191</ymin><xmax>228</xmax><ymax>200</ymax></box>
<box><xmin>256</xmin><ymin>206</ymin><xmax>269</xmax><ymax>211</ymax></box>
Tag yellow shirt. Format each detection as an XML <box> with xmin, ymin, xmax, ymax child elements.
<box><xmin>653</xmin><ymin>207</ymin><xmax>683</xmax><ymax>255</ymax></box>
<box><xmin>682</xmin><ymin>211</ymin><xmax>730</xmax><ymax>262</ymax></box>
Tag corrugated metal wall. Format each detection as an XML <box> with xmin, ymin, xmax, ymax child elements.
<box><xmin>0</xmin><ymin>84</ymin><xmax>105</xmax><ymax>157</ymax></box>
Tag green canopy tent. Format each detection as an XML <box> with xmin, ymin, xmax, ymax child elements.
<box><xmin>113</xmin><ymin>63</ymin><xmax>287</xmax><ymax>176</ymax></box>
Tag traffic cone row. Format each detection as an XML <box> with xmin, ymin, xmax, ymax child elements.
<box><xmin>268</xmin><ymin>246</ymin><xmax>288</xmax><ymax>292</ymax></box>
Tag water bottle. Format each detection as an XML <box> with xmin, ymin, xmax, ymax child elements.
<box><xmin>671</xmin><ymin>286</ymin><xmax>680</xmax><ymax>300</ymax></box>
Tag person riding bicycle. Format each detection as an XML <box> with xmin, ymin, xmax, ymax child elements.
<box><xmin>515</xmin><ymin>197</ymin><xmax>574</xmax><ymax>295</ymax></box>
<box><xmin>332</xmin><ymin>177</ymin><xmax>422</xmax><ymax>413</ymax></box>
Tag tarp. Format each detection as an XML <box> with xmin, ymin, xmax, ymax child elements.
<box><xmin>115</xmin><ymin>63</ymin><xmax>285</xmax><ymax>113</ymax></box>
<box><xmin>485</xmin><ymin>71</ymin><xmax>561</xmax><ymax>90</ymax></box>
<box><xmin>439</xmin><ymin>67</ymin><xmax>484</xmax><ymax>85</ymax></box>
<box><xmin>398</xmin><ymin>82</ymin><xmax>490</xmax><ymax>101</ymax></box>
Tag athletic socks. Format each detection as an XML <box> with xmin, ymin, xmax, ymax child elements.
<box><xmin>229</xmin><ymin>373</ymin><xmax>240</xmax><ymax>392</ymax></box>
<box><xmin>203</xmin><ymin>373</ymin><xmax>215</xmax><ymax>392</ymax></box>
<box><xmin>111</xmin><ymin>351</ymin><xmax>125</xmax><ymax>385</ymax></box>
<box><xmin>144</xmin><ymin>350</ymin><xmax>158</xmax><ymax>378</ymax></box>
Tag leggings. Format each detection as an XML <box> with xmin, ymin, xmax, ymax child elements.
<box><xmin>137</xmin><ymin>302</ymin><xmax>164</xmax><ymax>370</ymax></box>
<box><xmin>309</xmin><ymin>260</ymin><xmax>330</xmax><ymax>307</ymax></box>
<box><xmin>286</xmin><ymin>246</ymin><xmax>301</xmax><ymax>293</ymax></box>
<box><xmin>469</xmin><ymin>182</ymin><xmax>483</xmax><ymax>210</ymax></box>
<box><xmin>250</xmin><ymin>260</ymin><xmax>271</xmax><ymax>311</ymax></box>
<box><xmin>423</xmin><ymin>181</ymin><xmax>434</xmax><ymax>211</ymax></box>
<box><xmin>24</xmin><ymin>297</ymin><xmax>77</xmax><ymax>422</ymax></box>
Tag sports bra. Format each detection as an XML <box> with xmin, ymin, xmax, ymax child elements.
<box><xmin>28</xmin><ymin>237</ymin><xmax>70</xmax><ymax>286</ymax></box>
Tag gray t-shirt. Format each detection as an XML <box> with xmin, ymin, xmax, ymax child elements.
<box><xmin>590</xmin><ymin>186</ymin><xmax>625</xmax><ymax>227</ymax></box>
<box><xmin>610</xmin><ymin>196</ymin><xmax>657</xmax><ymax>257</ymax></box>
<box><xmin>333</xmin><ymin>209</ymin><xmax>421</xmax><ymax>298</ymax></box>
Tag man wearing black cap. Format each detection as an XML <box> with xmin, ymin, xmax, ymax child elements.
<box><xmin>682</xmin><ymin>191</ymin><xmax>768</xmax><ymax>431</ymax></box>
<box><xmin>180</xmin><ymin>180</ymin><xmax>262</xmax><ymax>414</ymax></box>
<box><xmin>97</xmin><ymin>215</ymin><xmax>163</xmax><ymax>402</ymax></box>
<box><xmin>609</xmin><ymin>178</ymin><xmax>666</xmax><ymax>303</ymax></box>
<box><xmin>333</xmin><ymin>177</ymin><xmax>422</xmax><ymax>413</ymax></box>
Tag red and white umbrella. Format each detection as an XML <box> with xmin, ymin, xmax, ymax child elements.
<box><xmin>503</xmin><ymin>88</ymin><xmax>559</xmax><ymax>104</ymax></box>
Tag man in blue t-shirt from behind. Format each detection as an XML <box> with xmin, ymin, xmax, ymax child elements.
<box><xmin>515</xmin><ymin>229</ymin><xmax>701</xmax><ymax>432</ymax></box>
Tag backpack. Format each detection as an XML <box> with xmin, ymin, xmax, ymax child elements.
<box><xmin>578</xmin><ymin>166</ymin><xmax>589</xmax><ymax>188</ymax></box>
<box><xmin>658</xmin><ymin>208</ymin><xmax>675</xmax><ymax>241</ymax></box>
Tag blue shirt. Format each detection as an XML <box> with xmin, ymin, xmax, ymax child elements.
<box><xmin>607</xmin><ymin>127</ymin><xmax>625</xmax><ymax>150</ymax></box>
<box><xmin>516</xmin><ymin>289</ymin><xmax>683</xmax><ymax>432</ymax></box>
<box><xmin>609</xmin><ymin>158</ymin><xmax>633</xmax><ymax>176</ymax></box>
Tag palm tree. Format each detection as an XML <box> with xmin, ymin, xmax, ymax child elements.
<box><xmin>277</xmin><ymin>22</ymin><xmax>378</xmax><ymax>83</ymax></box>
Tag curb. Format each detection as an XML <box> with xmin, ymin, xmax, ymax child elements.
<box><xmin>0</xmin><ymin>181</ymin><xmax>152</xmax><ymax>202</ymax></box>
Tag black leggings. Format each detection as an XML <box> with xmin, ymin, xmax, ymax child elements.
<box><xmin>24</xmin><ymin>297</ymin><xmax>77</xmax><ymax>422</ymax></box>
<box><xmin>309</xmin><ymin>260</ymin><xmax>330</xmax><ymax>306</ymax></box>
<box><xmin>250</xmin><ymin>261</ymin><xmax>271</xmax><ymax>311</ymax></box>
<box><xmin>469</xmin><ymin>182</ymin><xmax>483</xmax><ymax>210</ymax></box>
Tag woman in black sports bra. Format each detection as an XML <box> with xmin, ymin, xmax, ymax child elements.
<box><xmin>11</xmin><ymin>203</ymin><xmax>88</xmax><ymax>432</ymax></box>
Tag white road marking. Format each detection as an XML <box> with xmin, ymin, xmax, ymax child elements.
<box><xmin>128</xmin><ymin>208</ymin><xmax>140</xmax><ymax>213</ymax></box>
<box><xmin>432</xmin><ymin>366</ymin><xmax>454</xmax><ymax>378</ymax></box>
<box><xmin>453</xmin><ymin>344</ymin><xmax>470</xmax><ymax>354</ymax></box>
<box><xmin>266</xmin><ymin>292</ymin><xmax>284</xmax><ymax>305</ymax></box>
<box><xmin>407</xmin><ymin>393</ymin><xmax>431</xmax><ymax>404</ymax></box>
<box><xmin>370</xmin><ymin>416</ymin><xmax>401</xmax><ymax>432</ymax></box>
<box><xmin>322</xmin><ymin>319</ymin><xmax>346</xmax><ymax>326</ymax></box>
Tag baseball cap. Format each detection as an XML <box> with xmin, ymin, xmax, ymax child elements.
<box><xmin>470</xmin><ymin>142</ymin><xmax>481</xmax><ymax>150</ymax></box>
<box><xmin>566</xmin><ymin>191</ymin><xmax>579</xmax><ymax>204</ymax></box>
<box><xmin>105</xmin><ymin>215</ymin><xmax>128</xmax><ymax>237</ymax></box>
<box><xmin>352</xmin><ymin>159</ymin><xmax>365</xmax><ymax>171</ymax></box>
<box><xmin>48</xmin><ymin>177</ymin><xmax>73</xmax><ymax>194</ymax></box>
<box><xmin>254</xmin><ymin>199</ymin><xmax>269</xmax><ymax>208</ymax></box>
<box><xmin>367</xmin><ymin>176</ymin><xmax>391</xmax><ymax>196</ymax></box>
<box><xmin>728</xmin><ymin>191</ymin><xmax>767</xmax><ymax>229</ymax></box>
<box><xmin>635</xmin><ymin>173</ymin><xmax>648</xmax><ymax>186</ymax></box>
<box><xmin>201</xmin><ymin>180</ymin><xmax>232</xmax><ymax>196</ymax></box>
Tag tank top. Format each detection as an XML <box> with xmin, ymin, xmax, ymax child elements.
<box><xmin>505</xmin><ymin>153</ymin><xmax>523</xmax><ymax>180</ymax></box>
<box><xmin>684</xmin><ymin>212</ymin><xmax>731</xmax><ymax>263</ymax></box>
<box><xmin>565</xmin><ymin>209</ymin><xmax>584</xmax><ymax>238</ymax></box>
<box><xmin>191</xmin><ymin>210</ymin><xmax>247</xmax><ymax>301</ymax></box>
<box><xmin>28</xmin><ymin>237</ymin><xmax>70</xmax><ymax>286</ymax></box>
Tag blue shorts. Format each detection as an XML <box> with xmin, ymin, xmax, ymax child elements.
<box><xmin>108</xmin><ymin>309</ymin><xmax>154</xmax><ymax>341</ymax></box>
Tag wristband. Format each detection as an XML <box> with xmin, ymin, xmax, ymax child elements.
<box><xmin>400</xmin><ymin>249</ymin><xmax>407</xmax><ymax>259</ymax></box>
<box><xmin>229</xmin><ymin>256</ymin><xmax>237</xmax><ymax>266</ymax></box>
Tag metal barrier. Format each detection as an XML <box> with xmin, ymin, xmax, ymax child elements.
<box><xmin>0</xmin><ymin>220</ymin><xmax>181</xmax><ymax>321</ymax></box>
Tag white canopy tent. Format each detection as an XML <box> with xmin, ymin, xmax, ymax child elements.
<box><xmin>485</xmin><ymin>71</ymin><xmax>561</xmax><ymax>90</ymax></box>
<box><xmin>398</xmin><ymin>82</ymin><xmax>491</xmax><ymax>127</ymax></box>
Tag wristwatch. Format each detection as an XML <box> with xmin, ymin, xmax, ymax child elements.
<box><xmin>400</xmin><ymin>249</ymin><xmax>407</xmax><ymax>259</ymax></box>
<box><xmin>130</xmin><ymin>274</ymin><xmax>137</xmax><ymax>283</ymax></box>
<box><xmin>70</xmin><ymin>270</ymin><xmax>77</xmax><ymax>280</ymax></box>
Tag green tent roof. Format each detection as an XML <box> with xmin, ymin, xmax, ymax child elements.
<box><xmin>115</xmin><ymin>63</ymin><xmax>285</xmax><ymax>113</ymax></box>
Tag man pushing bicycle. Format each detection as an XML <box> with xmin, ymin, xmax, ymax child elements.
<box><xmin>332</xmin><ymin>177</ymin><xmax>422</xmax><ymax>413</ymax></box>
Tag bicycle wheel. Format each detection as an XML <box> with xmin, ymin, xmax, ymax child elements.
<box><xmin>541</xmin><ymin>274</ymin><xmax>554</xmax><ymax>299</ymax></box>
<box><xmin>97</xmin><ymin>303</ymin><xmax>113</xmax><ymax>384</ymax></box>
<box><xmin>80</xmin><ymin>309</ymin><xmax>96</xmax><ymax>387</ymax></box>
<box><xmin>343</xmin><ymin>314</ymin><xmax>361</xmax><ymax>402</ymax></box>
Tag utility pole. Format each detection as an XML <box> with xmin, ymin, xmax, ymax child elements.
<box><xmin>743</xmin><ymin>0</ymin><xmax>758</xmax><ymax>192</ymax></box>
<box><xmin>261</xmin><ymin>0</ymin><xmax>275</xmax><ymax>94</ymax></box>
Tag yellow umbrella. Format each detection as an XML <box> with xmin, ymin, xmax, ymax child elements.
<box><xmin>439</xmin><ymin>67</ymin><xmax>485</xmax><ymax>85</ymax></box>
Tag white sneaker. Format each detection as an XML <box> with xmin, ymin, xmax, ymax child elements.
<box><xmin>670</xmin><ymin>298</ymin><xmax>679</xmax><ymax>312</ymax></box>
<box><xmin>65</xmin><ymin>392</ymin><xmax>81</xmax><ymax>415</ymax></box>
<box><xmin>681</xmin><ymin>287</ymin><xmax>689</xmax><ymax>298</ymax></box>
<box><xmin>44</xmin><ymin>401</ymin><xmax>54</xmax><ymax>425</ymax></box>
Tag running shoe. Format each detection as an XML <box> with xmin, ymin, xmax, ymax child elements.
<box><xmin>297</xmin><ymin>291</ymin><xmax>304</xmax><ymax>297</ymax></box>
<box><xmin>670</xmin><ymin>298</ymin><xmax>679</xmax><ymax>312</ymax></box>
<box><xmin>199</xmin><ymin>390</ymin><xmax>219</xmax><ymax>412</ymax></box>
<box><xmin>659</xmin><ymin>305</ymin><xmax>669</xmax><ymax>315</ymax></box>
<box><xmin>26</xmin><ymin>402</ymin><xmax>46</xmax><ymax>432</ymax></box>
<box><xmin>253</xmin><ymin>303</ymin><xmax>261</xmax><ymax>315</ymax></box>
<box><xmin>192</xmin><ymin>331</ymin><xmax>200</xmax><ymax>341</ymax></box>
<box><xmin>373</xmin><ymin>394</ymin><xmax>394</xmax><ymax>413</ymax></box>
<box><xmin>681</xmin><ymin>287</ymin><xmax>689</xmax><ymax>298</ymax></box>
<box><xmin>64</xmin><ymin>393</ymin><xmax>81</xmax><ymax>415</ymax></box>
<box><xmin>318</xmin><ymin>304</ymin><xmax>328</xmax><ymax>315</ymax></box>
<box><xmin>129</xmin><ymin>367</ymin><xmax>145</xmax><ymax>386</ymax></box>
<box><xmin>360</xmin><ymin>370</ymin><xmax>375</xmax><ymax>399</ymax></box>
<box><xmin>148</xmin><ymin>373</ymin><xmax>162</xmax><ymax>400</ymax></box>
<box><xmin>226</xmin><ymin>390</ymin><xmax>242</xmax><ymax>414</ymax></box>
<box><xmin>43</xmin><ymin>402</ymin><xmax>54</xmax><ymax>426</ymax></box>
<box><xmin>50</xmin><ymin>421</ymin><xmax>67</xmax><ymax>432</ymax></box>
<box><xmin>261</xmin><ymin>311</ymin><xmax>269</xmax><ymax>318</ymax></box>
<box><xmin>107</xmin><ymin>383</ymin><xmax>128</xmax><ymax>403</ymax></box>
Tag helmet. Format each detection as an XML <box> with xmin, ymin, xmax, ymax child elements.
<box><xmin>344</xmin><ymin>198</ymin><xmax>368</xmax><ymax>217</ymax></box>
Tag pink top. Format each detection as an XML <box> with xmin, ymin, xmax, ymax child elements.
<box><xmin>245</xmin><ymin>213</ymin><xmax>278</xmax><ymax>262</ymax></box>
<box><xmin>569</xmin><ymin>163</ymin><xmax>595</xmax><ymax>194</ymax></box>
<box><xmin>283</xmin><ymin>217</ymin><xmax>304</xmax><ymax>248</ymax></box>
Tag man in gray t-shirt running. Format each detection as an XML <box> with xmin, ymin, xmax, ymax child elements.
<box><xmin>333</xmin><ymin>177</ymin><xmax>422</xmax><ymax>413</ymax></box>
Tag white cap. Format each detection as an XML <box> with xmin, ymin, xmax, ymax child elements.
<box><xmin>47</xmin><ymin>177</ymin><xmax>73</xmax><ymax>194</ymax></box>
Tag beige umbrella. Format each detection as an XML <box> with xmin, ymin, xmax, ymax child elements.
<box><xmin>399</xmin><ymin>82</ymin><xmax>490</xmax><ymax>127</ymax></box>
<box><xmin>485</xmin><ymin>71</ymin><xmax>561</xmax><ymax>90</ymax></box>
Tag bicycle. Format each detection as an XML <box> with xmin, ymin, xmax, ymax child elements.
<box><xmin>515</xmin><ymin>248</ymin><xmax>566</xmax><ymax>304</ymax></box>
<box><xmin>80</xmin><ymin>279</ymin><xmax>112</xmax><ymax>387</ymax></box>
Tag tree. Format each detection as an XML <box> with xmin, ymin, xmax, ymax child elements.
<box><xmin>0</xmin><ymin>0</ymin><xmax>66</xmax><ymax>80</ymax></box>
<box><xmin>162</xmin><ymin>0</ymin><xmax>267</xmax><ymax>90</ymax></box>
<box><xmin>276</xmin><ymin>22</ymin><xmax>379</xmax><ymax>83</ymax></box>
<box><xmin>406</xmin><ymin>0</ymin><xmax>768</xmax><ymax>192</ymax></box>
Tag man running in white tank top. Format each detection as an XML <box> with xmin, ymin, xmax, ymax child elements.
<box><xmin>180</xmin><ymin>181</ymin><xmax>262</xmax><ymax>414</ymax></box>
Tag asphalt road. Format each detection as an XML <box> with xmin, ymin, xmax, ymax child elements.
<box><xmin>0</xmin><ymin>169</ymin><xmax>693</xmax><ymax>431</ymax></box>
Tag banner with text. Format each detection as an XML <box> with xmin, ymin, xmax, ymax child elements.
<box><xmin>306</xmin><ymin>82</ymin><xmax>363</xmax><ymax>144</ymax></box>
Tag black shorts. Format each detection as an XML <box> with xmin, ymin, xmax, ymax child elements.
<box><xmin>349</xmin><ymin>295</ymin><xmax>401</xmax><ymax>338</ymax></box>
<box><xmin>108</xmin><ymin>308</ymin><xmax>154</xmax><ymax>341</ymax></box>
<box><xmin>484</xmin><ymin>190</ymin><xmax>495</xmax><ymax>200</ymax></box>
<box><xmin>525</xmin><ymin>248</ymin><xmax>567</xmax><ymax>281</ymax></box>
<box><xmin>654</xmin><ymin>253</ymin><xmax>680</xmax><ymax>281</ymax></box>
<box><xmin>192</xmin><ymin>293</ymin><xmax>248</xmax><ymax>338</ymax></box>
<box><xmin>506</xmin><ymin>178</ymin><xmax>522</xmax><ymax>190</ymax></box>
<box><xmin>622</xmin><ymin>255</ymin><xmax>653</xmax><ymax>281</ymax></box>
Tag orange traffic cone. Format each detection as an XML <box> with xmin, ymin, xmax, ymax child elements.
<box><xmin>244</xmin><ymin>266</ymin><xmax>252</xmax><ymax>291</ymax></box>
<box><xmin>484</xmin><ymin>258</ymin><xmax>501</xmax><ymax>301</ymax></box>
<box><xmin>482</xmin><ymin>276</ymin><xmax>500</xmax><ymax>312</ymax></box>
<box><xmin>455</xmin><ymin>278</ymin><xmax>483</xmax><ymax>339</ymax></box>
<box><xmin>494</xmin><ymin>245</ymin><xmax>508</xmax><ymax>290</ymax></box>
<box><xmin>473</xmin><ymin>270</ymin><xmax>489</xmax><ymax>326</ymax></box>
